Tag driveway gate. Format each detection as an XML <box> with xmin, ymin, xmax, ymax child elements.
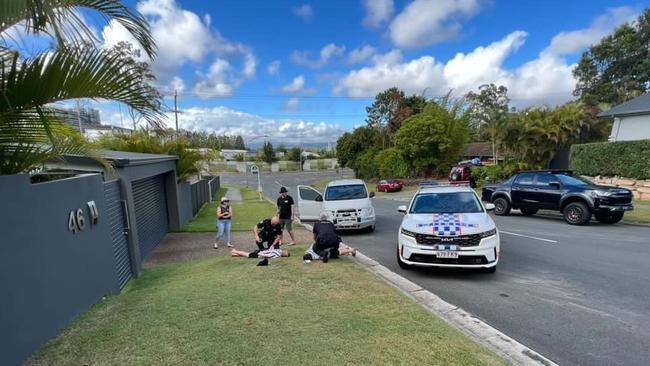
<box><xmin>103</xmin><ymin>180</ymin><xmax>132</xmax><ymax>289</ymax></box>
<box><xmin>132</xmin><ymin>175</ymin><xmax>169</xmax><ymax>259</ymax></box>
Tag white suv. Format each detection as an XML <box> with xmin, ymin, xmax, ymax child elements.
<box><xmin>297</xmin><ymin>179</ymin><xmax>376</xmax><ymax>231</ymax></box>
<box><xmin>397</xmin><ymin>184</ymin><xmax>500</xmax><ymax>273</ymax></box>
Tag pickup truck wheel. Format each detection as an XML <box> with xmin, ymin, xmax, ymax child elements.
<box><xmin>397</xmin><ymin>247</ymin><xmax>413</xmax><ymax>270</ymax></box>
<box><xmin>595</xmin><ymin>211</ymin><xmax>624</xmax><ymax>224</ymax></box>
<box><xmin>493</xmin><ymin>197</ymin><xmax>511</xmax><ymax>216</ymax></box>
<box><xmin>520</xmin><ymin>208</ymin><xmax>538</xmax><ymax>216</ymax></box>
<box><xmin>563</xmin><ymin>202</ymin><xmax>591</xmax><ymax>225</ymax></box>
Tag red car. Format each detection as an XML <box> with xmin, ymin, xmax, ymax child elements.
<box><xmin>376</xmin><ymin>179</ymin><xmax>403</xmax><ymax>192</ymax></box>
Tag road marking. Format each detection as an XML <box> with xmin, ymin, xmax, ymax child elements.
<box><xmin>500</xmin><ymin>231</ymin><xmax>558</xmax><ymax>243</ymax></box>
<box><xmin>274</xmin><ymin>180</ymin><xmax>283</xmax><ymax>187</ymax></box>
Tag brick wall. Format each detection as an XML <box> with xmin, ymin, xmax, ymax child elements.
<box><xmin>587</xmin><ymin>176</ymin><xmax>650</xmax><ymax>201</ymax></box>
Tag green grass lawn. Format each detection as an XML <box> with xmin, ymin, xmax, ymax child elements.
<box><xmin>26</xmin><ymin>247</ymin><xmax>505</xmax><ymax>366</ymax></box>
<box><xmin>625</xmin><ymin>201</ymin><xmax>650</xmax><ymax>224</ymax></box>
<box><xmin>180</xmin><ymin>186</ymin><xmax>276</xmax><ymax>232</ymax></box>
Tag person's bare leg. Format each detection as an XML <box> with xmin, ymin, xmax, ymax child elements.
<box><xmin>339</xmin><ymin>247</ymin><xmax>357</xmax><ymax>256</ymax></box>
<box><xmin>230</xmin><ymin>249</ymin><xmax>250</xmax><ymax>257</ymax></box>
<box><xmin>288</xmin><ymin>229</ymin><xmax>296</xmax><ymax>245</ymax></box>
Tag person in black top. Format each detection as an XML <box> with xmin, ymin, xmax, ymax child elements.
<box><xmin>253</xmin><ymin>216</ymin><xmax>283</xmax><ymax>251</ymax></box>
<box><xmin>277</xmin><ymin>187</ymin><xmax>296</xmax><ymax>245</ymax></box>
<box><xmin>303</xmin><ymin>213</ymin><xmax>356</xmax><ymax>262</ymax></box>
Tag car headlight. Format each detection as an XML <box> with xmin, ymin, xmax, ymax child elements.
<box><xmin>401</xmin><ymin>227</ymin><xmax>416</xmax><ymax>237</ymax></box>
<box><xmin>361</xmin><ymin>207</ymin><xmax>374</xmax><ymax>217</ymax></box>
<box><xmin>479</xmin><ymin>228</ymin><xmax>497</xmax><ymax>238</ymax></box>
<box><xmin>589</xmin><ymin>189</ymin><xmax>612</xmax><ymax>197</ymax></box>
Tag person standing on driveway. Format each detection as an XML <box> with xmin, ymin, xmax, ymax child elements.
<box><xmin>214</xmin><ymin>197</ymin><xmax>233</xmax><ymax>249</ymax></box>
<box><xmin>277</xmin><ymin>187</ymin><xmax>296</xmax><ymax>245</ymax></box>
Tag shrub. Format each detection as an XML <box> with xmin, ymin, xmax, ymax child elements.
<box><xmin>375</xmin><ymin>148</ymin><xmax>409</xmax><ymax>178</ymax></box>
<box><xmin>355</xmin><ymin>149</ymin><xmax>379</xmax><ymax>179</ymax></box>
<box><xmin>471</xmin><ymin>163</ymin><xmax>519</xmax><ymax>187</ymax></box>
<box><xmin>570</xmin><ymin>140</ymin><xmax>650</xmax><ymax>179</ymax></box>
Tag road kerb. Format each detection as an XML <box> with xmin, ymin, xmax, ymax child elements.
<box><xmin>300</xmin><ymin>214</ymin><xmax>555</xmax><ymax>364</ymax></box>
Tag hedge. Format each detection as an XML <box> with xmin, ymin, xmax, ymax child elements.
<box><xmin>570</xmin><ymin>139</ymin><xmax>650</xmax><ymax>180</ymax></box>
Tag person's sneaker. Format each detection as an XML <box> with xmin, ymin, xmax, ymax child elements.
<box><xmin>213</xmin><ymin>243</ymin><xmax>218</xmax><ymax>249</ymax></box>
<box><xmin>226</xmin><ymin>243</ymin><xmax>234</xmax><ymax>248</ymax></box>
<box><xmin>322</xmin><ymin>251</ymin><xmax>330</xmax><ymax>263</ymax></box>
<box><xmin>257</xmin><ymin>258</ymin><xmax>269</xmax><ymax>266</ymax></box>
<box><xmin>351</xmin><ymin>248</ymin><xmax>357</xmax><ymax>257</ymax></box>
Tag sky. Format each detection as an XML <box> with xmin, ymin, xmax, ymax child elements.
<box><xmin>14</xmin><ymin>0</ymin><xmax>650</xmax><ymax>146</ymax></box>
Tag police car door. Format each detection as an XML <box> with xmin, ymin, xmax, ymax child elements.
<box><xmin>297</xmin><ymin>185</ymin><xmax>322</xmax><ymax>220</ymax></box>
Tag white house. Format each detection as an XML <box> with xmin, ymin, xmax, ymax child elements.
<box><xmin>220</xmin><ymin>149</ymin><xmax>248</xmax><ymax>161</ymax></box>
<box><xmin>599</xmin><ymin>93</ymin><xmax>650</xmax><ymax>141</ymax></box>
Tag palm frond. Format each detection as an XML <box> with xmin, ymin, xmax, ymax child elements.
<box><xmin>1</xmin><ymin>0</ymin><xmax>155</xmax><ymax>57</ymax></box>
<box><xmin>1</xmin><ymin>47</ymin><xmax>164</xmax><ymax>126</ymax></box>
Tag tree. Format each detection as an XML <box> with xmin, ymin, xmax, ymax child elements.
<box><xmin>335</xmin><ymin>126</ymin><xmax>382</xmax><ymax>175</ymax></box>
<box><xmin>261</xmin><ymin>141</ymin><xmax>276</xmax><ymax>164</ymax></box>
<box><xmin>573</xmin><ymin>9</ymin><xmax>650</xmax><ymax>105</ymax></box>
<box><xmin>375</xmin><ymin>148</ymin><xmax>409</xmax><ymax>178</ymax></box>
<box><xmin>1</xmin><ymin>0</ymin><xmax>161</xmax><ymax>175</ymax></box>
<box><xmin>394</xmin><ymin>98</ymin><xmax>471</xmax><ymax>175</ymax></box>
<box><xmin>234</xmin><ymin>136</ymin><xmax>246</xmax><ymax>149</ymax></box>
<box><xmin>465</xmin><ymin>84</ymin><xmax>509</xmax><ymax>163</ymax></box>
<box><xmin>287</xmin><ymin>147</ymin><xmax>302</xmax><ymax>162</ymax></box>
<box><xmin>365</xmin><ymin>87</ymin><xmax>427</xmax><ymax>146</ymax></box>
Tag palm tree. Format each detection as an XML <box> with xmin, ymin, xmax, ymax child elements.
<box><xmin>1</xmin><ymin>0</ymin><xmax>163</xmax><ymax>175</ymax></box>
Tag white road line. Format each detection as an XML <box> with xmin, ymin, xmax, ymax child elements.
<box><xmin>500</xmin><ymin>230</ymin><xmax>558</xmax><ymax>243</ymax></box>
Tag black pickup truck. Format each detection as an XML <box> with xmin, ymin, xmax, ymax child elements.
<box><xmin>481</xmin><ymin>170</ymin><xmax>634</xmax><ymax>225</ymax></box>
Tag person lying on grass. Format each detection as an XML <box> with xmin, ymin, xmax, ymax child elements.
<box><xmin>230</xmin><ymin>245</ymin><xmax>290</xmax><ymax>266</ymax></box>
<box><xmin>303</xmin><ymin>213</ymin><xmax>357</xmax><ymax>263</ymax></box>
<box><xmin>254</xmin><ymin>216</ymin><xmax>283</xmax><ymax>251</ymax></box>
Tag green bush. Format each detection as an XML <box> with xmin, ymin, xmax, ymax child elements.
<box><xmin>375</xmin><ymin>148</ymin><xmax>409</xmax><ymax>178</ymax></box>
<box><xmin>355</xmin><ymin>149</ymin><xmax>379</xmax><ymax>179</ymax></box>
<box><xmin>570</xmin><ymin>140</ymin><xmax>650</xmax><ymax>179</ymax></box>
<box><xmin>471</xmin><ymin>164</ymin><xmax>517</xmax><ymax>187</ymax></box>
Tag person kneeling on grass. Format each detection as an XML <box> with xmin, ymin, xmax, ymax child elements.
<box><xmin>231</xmin><ymin>246</ymin><xmax>290</xmax><ymax>266</ymax></box>
<box><xmin>303</xmin><ymin>213</ymin><xmax>357</xmax><ymax>263</ymax></box>
<box><xmin>254</xmin><ymin>216</ymin><xmax>283</xmax><ymax>251</ymax></box>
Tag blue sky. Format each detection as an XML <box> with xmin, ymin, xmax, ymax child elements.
<box><xmin>46</xmin><ymin>0</ymin><xmax>650</xmax><ymax>145</ymax></box>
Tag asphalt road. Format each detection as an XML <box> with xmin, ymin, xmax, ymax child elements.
<box><xmin>222</xmin><ymin>171</ymin><xmax>650</xmax><ymax>366</ymax></box>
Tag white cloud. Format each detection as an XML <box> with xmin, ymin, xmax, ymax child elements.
<box><xmin>348</xmin><ymin>45</ymin><xmax>377</xmax><ymax>64</ymax></box>
<box><xmin>291</xmin><ymin>43</ymin><xmax>345</xmax><ymax>68</ymax></box>
<box><xmin>389</xmin><ymin>0</ymin><xmax>481</xmax><ymax>49</ymax></box>
<box><xmin>284</xmin><ymin>97</ymin><xmax>300</xmax><ymax>111</ymax></box>
<box><xmin>292</xmin><ymin>4</ymin><xmax>314</xmax><ymax>22</ymax></box>
<box><xmin>335</xmin><ymin>30</ymin><xmax>577</xmax><ymax>107</ymax></box>
<box><xmin>371</xmin><ymin>49</ymin><xmax>403</xmax><ymax>66</ymax></box>
<box><xmin>281</xmin><ymin>75</ymin><xmax>316</xmax><ymax>94</ymax></box>
<box><xmin>193</xmin><ymin>59</ymin><xmax>235</xmax><ymax>97</ymax></box>
<box><xmin>544</xmin><ymin>6</ymin><xmax>636</xmax><ymax>56</ymax></box>
<box><xmin>177</xmin><ymin>106</ymin><xmax>345</xmax><ymax>144</ymax></box>
<box><xmin>267</xmin><ymin>60</ymin><xmax>281</xmax><ymax>75</ymax></box>
<box><xmin>362</xmin><ymin>0</ymin><xmax>394</xmax><ymax>28</ymax></box>
<box><xmin>169</xmin><ymin>76</ymin><xmax>186</xmax><ymax>92</ymax></box>
<box><xmin>102</xmin><ymin>0</ymin><xmax>256</xmax><ymax>92</ymax></box>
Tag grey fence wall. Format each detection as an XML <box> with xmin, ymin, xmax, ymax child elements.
<box><xmin>177</xmin><ymin>182</ymin><xmax>193</xmax><ymax>226</ymax></box>
<box><xmin>0</xmin><ymin>174</ymin><xmax>119</xmax><ymax>366</ymax></box>
<box><xmin>177</xmin><ymin>176</ymin><xmax>220</xmax><ymax>226</ymax></box>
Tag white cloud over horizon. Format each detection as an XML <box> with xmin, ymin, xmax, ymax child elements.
<box><xmin>362</xmin><ymin>0</ymin><xmax>394</xmax><ymax>28</ymax></box>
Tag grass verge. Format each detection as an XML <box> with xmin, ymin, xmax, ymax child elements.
<box><xmin>27</xmin><ymin>246</ymin><xmax>505</xmax><ymax>366</ymax></box>
<box><xmin>624</xmin><ymin>201</ymin><xmax>650</xmax><ymax>224</ymax></box>
<box><xmin>180</xmin><ymin>185</ymin><xmax>276</xmax><ymax>232</ymax></box>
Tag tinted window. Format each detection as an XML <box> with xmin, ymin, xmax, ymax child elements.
<box><xmin>557</xmin><ymin>174</ymin><xmax>592</xmax><ymax>186</ymax></box>
<box><xmin>410</xmin><ymin>192</ymin><xmax>483</xmax><ymax>214</ymax></box>
<box><xmin>299</xmin><ymin>187</ymin><xmax>321</xmax><ymax>201</ymax></box>
<box><xmin>325</xmin><ymin>184</ymin><xmax>368</xmax><ymax>201</ymax></box>
<box><xmin>515</xmin><ymin>173</ymin><xmax>534</xmax><ymax>185</ymax></box>
<box><xmin>535</xmin><ymin>174</ymin><xmax>555</xmax><ymax>186</ymax></box>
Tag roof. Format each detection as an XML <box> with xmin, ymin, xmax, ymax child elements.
<box><xmin>326</xmin><ymin>179</ymin><xmax>365</xmax><ymax>187</ymax></box>
<box><xmin>598</xmin><ymin>93</ymin><xmax>650</xmax><ymax>117</ymax></box>
<box><xmin>63</xmin><ymin>150</ymin><xmax>177</xmax><ymax>168</ymax></box>
<box><xmin>463</xmin><ymin>142</ymin><xmax>492</xmax><ymax>157</ymax></box>
<box><xmin>417</xmin><ymin>185</ymin><xmax>475</xmax><ymax>194</ymax></box>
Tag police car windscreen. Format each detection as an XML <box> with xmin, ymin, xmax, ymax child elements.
<box><xmin>325</xmin><ymin>184</ymin><xmax>368</xmax><ymax>201</ymax></box>
<box><xmin>411</xmin><ymin>192</ymin><xmax>483</xmax><ymax>214</ymax></box>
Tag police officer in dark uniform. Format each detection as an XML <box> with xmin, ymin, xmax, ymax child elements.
<box><xmin>253</xmin><ymin>216</ymin><xmax>283</xmax><ymax>251</ymax></box>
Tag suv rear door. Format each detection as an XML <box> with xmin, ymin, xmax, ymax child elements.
<box><xmin>511</xmin><ymin>173</ymin><xmax>536</xmax><ymax>208</ymax></box>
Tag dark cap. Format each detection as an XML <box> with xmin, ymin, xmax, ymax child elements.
<box><xmin>279</xmin><ymin>187</ymin><xmax>288</xmax><ymax>193</ymax></box>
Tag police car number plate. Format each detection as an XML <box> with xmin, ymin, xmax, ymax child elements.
<box><xmin>435</xmin><ymin>245</ymin><xmax>459</xmax><ymax>259</ymax></box>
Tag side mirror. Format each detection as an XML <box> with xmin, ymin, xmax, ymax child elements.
<box><xmin>485</xmin><ymin>203</ymin><xmax>495</xmax><ymax>211</ymax></box>
<box><xmin>398</xmin><ymin>205</ymin><xmax>407</xmax><ymax>213</ymax></box>
<box><xmin>369</xmin><ymin>191</ymin><xmax>375</xmax><ymax>198</ymax></box>
<box><xmin>315</xmin><ymin>195</ymin><xmax>323</xmax><ymax>202</ymax></box>
<box><xmin>549</xmin><ymin>181</ymin><xmax>561</xmax><ymax>189</ymax></box>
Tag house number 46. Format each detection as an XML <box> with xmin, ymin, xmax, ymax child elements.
<box><xmin>68</xmin><ymin>201</ymin><xmax>99</xmax><ymax>234</ymax></box>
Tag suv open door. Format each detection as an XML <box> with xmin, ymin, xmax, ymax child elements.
<box><xmin>297</xmin><ymin>185</ymin><xmax>323</xmax><ymax>220</ymax></box>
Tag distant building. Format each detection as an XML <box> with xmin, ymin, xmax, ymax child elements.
<box><xmin>53</xmin><ymin>107</ymin><xmax>101</xmax><ymax>131</ymax></box>
<box><xmin>220</xmin><ymin>149</ymin><xmax>248</xmax><ymax>161</ymax></box>
<box><xmin>599</xmin><ymin>93</ymin><xmax>650</xmax><ymax>141</ymax></box>
<box><xmin>83</xmin><ymin>125</ymin><xmax>132</xmax><ymax>141</ymax></box>
<box><xmin>301</xmin><ymin>151</ymin><xmax>320</xmax><ymax>159</ymax></box>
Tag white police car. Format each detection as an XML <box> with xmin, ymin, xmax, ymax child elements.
<box><xmin>397</xmin><ymin>183</ymin><xmax>500</xmax><ymax>273</ymax></box>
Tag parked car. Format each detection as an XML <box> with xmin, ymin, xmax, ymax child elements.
<box><xmin>397</xmin><ymin>183</ymin><xmax>500</xmax><ymax>273</ymax></box>
<box><xmin>482</xmin><ymin>170</ymin><xmax>634</xmax><ymax>225</ymax></box>
<box><xmin>448</xmin><ymin>163</ymin><xmax>477</xmax><ymax>187</ymax></box>
<box><xmin>297</xmin><ymin>179</ymin><xmax>376</xmax><ymax>232</ymax></box>
<box><xmin>376</xmin><ymin>179</ymin><xmax>403</xmax><ymax>192</ymax></box>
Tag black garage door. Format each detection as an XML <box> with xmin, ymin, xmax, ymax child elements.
<box><xmin>104</xmin><ymin>180</ymin><xmax>132</xmax><ymax>289</ymax></box>
<box><xmin>132</xmin><ymin>175</ymin><xmax>169</xmax><ymax>259</ymax></box>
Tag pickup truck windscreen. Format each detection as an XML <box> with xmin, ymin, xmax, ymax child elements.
<box><xmin>557</xmin><ymin>174</ymin><xmax>592</xmax><ymax>186</ymax></box>
<box><xmin>325</xmin><ymin>184</ymin><xmax>368</xmax><ymax>201</ymax></box>
<box><xmin>410</xmin><ymin>192</ymin><xmax>483</xmax><ymax>214</ymax></box>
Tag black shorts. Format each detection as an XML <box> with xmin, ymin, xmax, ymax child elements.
<box><xmin>248</xmin><ymin>250</ymin><xmax>260</xmax><ymax>258</ymax></box>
